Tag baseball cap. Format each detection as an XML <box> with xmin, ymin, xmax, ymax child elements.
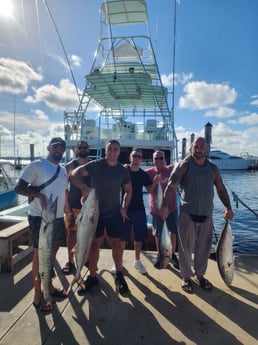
<box><xmin>49</xmin><ymin>137</ymin><xmax>66</xmax><ymax>148</ymax></box>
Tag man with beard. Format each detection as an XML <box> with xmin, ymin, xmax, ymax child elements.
<box><xmin>15</xmin><ymin>137</ymin><xmax>68</xmax><ymax>312</ymax></box>
<box><xmin>62</xmin><ymin>140</ymin><xmax>91</xmax><ymax>274</ymax></box>
<box><xmin>160</xmin><ymin>137</ymin><xmax>234</xmax><ymax>293</ymax></box>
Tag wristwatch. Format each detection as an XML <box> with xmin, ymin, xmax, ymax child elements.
<box><xmin>121</xmin><ymin>205</ymin><xmax>128</xmax><ymax>210</ymax></box>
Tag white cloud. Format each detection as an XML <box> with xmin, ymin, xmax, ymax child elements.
<box><xmin>204</xmin><ymin>106</ymin><xmax>235</xmax><ymax>118</ymax></box>
<box><xmin>178</xmin><ymin>81</ymin><xmax>237</xmax><ymax>110</ymax></box>
<box><xmin>161</xmin><ymin>72</ymin><xmax>193</xmax><ymax>88</ymax></box>
<box><xmin>69</xmin><ymin>54</ymin><xmax>82</xmax><ymax>67</ymax></box>
<box><xmin>238</xmin><ymin>112</ymin><xmax>258</xmax><ymax>125</ymax></box>
<box><xmin>0</xmin><ymin>57</ymin><xmax>42</xmax><ymax>94</ymax></box>
<box><xmin>25</xmin><ymin>79</ymin><xmax>79</xmax><ymax>111</ymax></box>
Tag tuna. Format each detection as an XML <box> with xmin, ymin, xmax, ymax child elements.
<box><xmin>38</xmin><ymin>194</ymin><xmax>58</xmax><ymax>305</ymax></box>
<box><xmin>160</xmin><ymin>221</ymin><xmax>172</xmax><ymax>268</ymax></box>
<box><xmin>68</xmin><ymin>188</ymin><xmax>99</xmax><ymax>293</ymax></box>
<box><xmin>155</xmin><ymin>180</ymin><xmax>163</xmax><ymax>211</ymax></box>
<box><xmin>216</xmin><ymin>220</ymin><xmax>234</xmax><ymax>286</ymax></box>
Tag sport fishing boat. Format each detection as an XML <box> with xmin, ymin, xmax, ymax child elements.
<box><xmin>208</xmin><ymin>149</ymin><xmax>254</xmax><ymax>170</ymax></box>
<box><xmin>64</xmin><ymin>0</ymin><xmax>178</xmax><ymax>165</ymax></box>
<box><xmin>0</xmin><ymin>159</ymin><xmax>18</xmax><ymax>211</ymax></box>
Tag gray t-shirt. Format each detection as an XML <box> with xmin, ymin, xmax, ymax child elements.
<box><xmin>84</xmin><ymin>158</ymin><xmax>131</xmax><ymax>217</ymax></box>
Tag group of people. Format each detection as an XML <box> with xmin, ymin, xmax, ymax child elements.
<box><xmin>15</xmin><ymin>135</ymin><xmax>234</xmax><ymax>312</ymax></box>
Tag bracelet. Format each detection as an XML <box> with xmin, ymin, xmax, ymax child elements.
<box><xmin>68</xmin><ymin>212</ymin><xmax>74</xmax><ymax>216</ymax></box>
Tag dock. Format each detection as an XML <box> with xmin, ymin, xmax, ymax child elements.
<box><xmin>0</xmin><ymin>248</ymin><xmax>257</xmax><ymax>345</ymax></box>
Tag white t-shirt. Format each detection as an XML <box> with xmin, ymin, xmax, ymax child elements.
<box><xmin>21</xmin><ymin>158</ymin><xmax>68</xmax><ymax>218</ymax></box>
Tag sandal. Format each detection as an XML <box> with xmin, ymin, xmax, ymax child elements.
<box><xmin>40</xmin><ymin>303</ymin><xmax>54</xmax><ymax>313</ymax></box>
<box><xmin>62</xmin><ymin>262</ymin><xmax>75</xmax><ymax>275</ymax></box>
<box><xmin>51</xmin><ymin>288</ymin><xmax>68</xmax><ymax>298</ymax></box>
<box><xmin>199</xmin><ymin>278</ymin><xmax>213</xmax><ymax>291</ymax></box>
<box><xmin>181</xmin><ymin>279</ymin><xmax>194</xmax><ymax>294</ymax></box>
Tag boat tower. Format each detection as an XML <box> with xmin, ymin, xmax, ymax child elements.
<box><xmin>64</xmin><ymin>0</ymin><xmax>178</xmax><ymax>164</ymax></box>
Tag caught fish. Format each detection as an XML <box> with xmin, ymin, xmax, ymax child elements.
<box><xmin>38</xmin><ymin>194</ymin><xmax>58</xmax><ymax>305</ymax></box>
<box><xmin>155</xmin><ymin>180</ymin><xmax>163</xmax><ymax>210</ymax></box>
<box><xmin>160</xmin><ymin>221</ymin><xmax>172</xmax><ymax>268</ymax></box>
<box><xmin>216</xmin><ymin>220</ymin><xmax>234</xmax><ymax>286</ymax></box>
<box><xmin>68</xmin><ymin>188</ymin><xmax>99</xmax><ymax>293</ymax></box>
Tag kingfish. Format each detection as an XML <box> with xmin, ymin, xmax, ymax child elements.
<box><xmin>160</xmin><ymin>221</ymin><xmax>172</xmax><ymax>268</ymax></box>
<box><xmin>68</xmin><ymin>188</ymin><xmax>99</xmax><ymax>293</ymax></box>
<box><xmin>216</xmin><ymin>220</ymin><xmax>234</xmax><ymax>286</ymax></box>
<box><xmin>38</xmin><ymin>194</ymin><xmax>58</xmax><ymax>305</ymax></box>
<box><xmin>155</xmin><ymin>180</ymin><xmax>163</xmax><ymax>211</ymax></box>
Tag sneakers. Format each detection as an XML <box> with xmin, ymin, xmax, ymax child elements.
<box><xmin>77</xmin><ymin>275</ymin><xmax>99</xmax><ymax>295</ymax></box>
<box><xmin>172</xmin><ymin>253</ymin><xmax>179</xmax><ymax>270</ymax></box>
<box><xmin>134</xmin><ymin>260</ymin><xmax>147</xmax><ymax>274</ymax></box>
<box><xmin>115</xmin><ymin>271</ymin><xmax>129</xmax><ymax>295</ymax></box>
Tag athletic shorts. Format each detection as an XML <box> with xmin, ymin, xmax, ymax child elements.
<box><xmin>28</xmin><ymin>215</ymin><xmax>66</xmax><ymax>248</ymax></box>
<box><xmin>95</xmin><ymin>211</ymin><xmax>125</xmax><ymax>239</ymax></box>
<box><xmin>121</xmin><ymin>210</ymin><xmax>148</xmax><ymax>242</ymax></box>
<box><xmin>64</xmin><ymin>208</ymin><xmax>81</xmax><ymax>231</ymax></box>
<box><xmin>151</xmin><ymin>209</ymin><xmax>178</xmax><ymax>237</ymax></box>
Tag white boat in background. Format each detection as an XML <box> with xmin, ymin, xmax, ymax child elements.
<box><xmin>0</xmin><ymin>159</ymin><xmax>18</xmax><ymax>211</ymax></box>
<box><xmin>64</xmin><ymin>0</ymin><xmax>178</xmax><ymax>164</ymax></box>
<box><xmin>208</xmin><ymin>150</ymin><xmax>254</xmax><ymax>170</ymax></box>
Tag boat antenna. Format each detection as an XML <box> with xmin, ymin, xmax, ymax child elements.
<box><xmin>171</xmin><ymin>0</ymin><xmax>177</xmax><ymax>115</ymax></box>
<box><xmin>43</xmin><ymin>0</ymin><xmax>80</xmax><ymax>103</ymax></box>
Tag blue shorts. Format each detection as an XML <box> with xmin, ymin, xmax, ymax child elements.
<box><xmin>95</xmin><ymin>211</ymin><xmax>125</xmax><ymax>239</ymax></box>
<box><xmin>28</xmin><ymin>215</ymin><xmax>66</xmax><ymax>248</ymax></box>
<box><xmin>151</xmin><ymin>209</ymin><xmax>178</xmax><ymax>237</ymax></box>
<box><xmin>121</xmin><ymin>210</ymin><xmax>148</xmax><ymax>242</ymax></box>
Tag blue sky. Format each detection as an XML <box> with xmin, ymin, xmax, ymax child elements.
<box><xmin>0</xmin><ymin>0</ymin><xmax>258</xmax><ymax>158</ymax></box>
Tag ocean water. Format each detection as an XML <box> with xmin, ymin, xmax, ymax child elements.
<box><xmin>212</xmin><ymin>170</ymin><xmax>258</xmax><ymax>254</ymax></box>
<box><xmin>145</xmin><ymin>169</ymin><xmax>258</xmax><ymax>255</ymax></box>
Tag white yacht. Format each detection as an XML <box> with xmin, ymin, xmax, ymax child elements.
<box><xmin>208</xmin><ymin>150</ymin><xmax>254</xmax><ymax>170</ymax></box>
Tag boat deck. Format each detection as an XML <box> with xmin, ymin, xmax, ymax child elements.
<box><xmin>0</xmin><ymin>248</ymin><xmax>257</xmax><ymax>345</ymax></box>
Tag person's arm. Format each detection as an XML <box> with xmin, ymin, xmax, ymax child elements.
<box><xmin>146</xmin><ymin>174</ymin><xmax>160</xmax><ymax>194</ymax></box>
<box><xmin>15</xmin><ymin>178</ymin><xmax>47</xmax><ymax>208</ymax></box>
<box><xmin>213</xmin><ymin>165</ymin><xmax>234</xmax><ymax>220</ymax></box>
<box><xmin>69</xmin><ymin>164</ymin><xmax>91</xmax><ymax>199</ymax></box>
<box><xmin>120</xmin><ymin>181</ymin><xmax>132</xmax><ymax>221</ymax></box>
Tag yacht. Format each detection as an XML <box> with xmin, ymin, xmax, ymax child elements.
<box><xmin>64</xmin><ymin>0</ymin><xmax>178</xmax><ymax>165</ymax></box>
<box><xmin>208</xmin><ymin>150</ymin><xmax>254</xmax><ymax>170</ymax></box>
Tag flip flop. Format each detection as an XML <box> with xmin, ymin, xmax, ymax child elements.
<box><xmin>40</xmin><ymin>303</ymin><xmax>55</xmax><ymax>313</ymax></box>
<box><xmin>62</xmin><ymin>262</ymin><xmax>75</xmax><ymax>275</ymax></box>
<box><xmin>181</xmin><ymin>279</ymin><xmax>194</xmax><ymax>294</ymax></box>
<box><xmin>199</xmin><ymin>278</ymin><xmax>213</xmax><ymax>291</ymax></box>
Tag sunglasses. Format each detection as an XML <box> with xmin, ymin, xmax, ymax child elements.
<box><xmin>78</xmin><ymin>146</ymin><xmax>88</xmax><ymax>150</ymax></box>
<box><xmin>132</xmin><ymin>154</ymin><xmax>143</xmax><ymax>159</ymax></box>
<box><xmin>154</xmin><ymin>157</ymin><xmax>164</xmax><ymax>161</ymax></box>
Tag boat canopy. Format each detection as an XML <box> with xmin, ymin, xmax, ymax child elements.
<box><xmin>101</xmin><ymin>0</ymin><xmax>148</xmax><ymax>26</ymax></box>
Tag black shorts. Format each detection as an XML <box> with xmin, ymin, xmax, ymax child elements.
<box><xmin>95</xmin><ymin>211</ymin><xmax>125</xmax><ymax>239</ymax></box>
<box><xmin>28</xmin><ymin>215</ymin><xmax>66</xmax><ymax>248</ymax></box>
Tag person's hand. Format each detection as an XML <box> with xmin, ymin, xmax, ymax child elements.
<box><xmin>80</xmin><ymin>186</ymin><xmax>92</xmax><ymax>204</ymax></box>
<box><xmin>38</xmin><ymin>193</ymin><xmax>47</xmax><ymax>209</ymax></box>
<box><xmin>120</xmin><ymin>207</ymin><xmax>129</xmax><ymax>223</ymax></box>
<box><xmin>159</xmin><ymin>206</ymin><xmax>169</xmax><ymax>220</ymax></box>
<box><xmin>224</xmin><ymin>209</ymin><xmax>234</xmax><ymax>220</ymax></box>
<box><xmin>68</xmin><ymin>213</ymin><xmax>75</xmax><ymax>229</ymax></box>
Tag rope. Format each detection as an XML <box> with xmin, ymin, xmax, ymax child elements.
<box><xmin>231</xmin><ymin>191</ymin><xmax>258</xmax><ymax>218</ymax></box>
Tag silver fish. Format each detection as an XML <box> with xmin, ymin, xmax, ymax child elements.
<box><xmin>155</xmin><ymin>180</ymin><xmax>163</xmax><ymax>211</ymax></box>
<box><xmin>38</xmin><ymin>194</ymin><xmax>58</xmax><ymax>305</ymax></box>
<box><xmin>160</xmin><ymin>221</ymin><xmax>172</xmax><ymax>268</ymax></box>
<box><xmin>216</xmin><ymin>220</ymin><xmax>234</xmax><ymax>286</ymax></box>
<box><xmin>68</xmin><ymin>188</ymin><xmax>99</xmax><ymax>292</ymax></box>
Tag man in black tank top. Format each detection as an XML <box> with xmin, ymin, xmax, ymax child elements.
<box><xmin>62</xmin><ymin>141</ymin><xmax>91</xmax><ymax>274</ymax></box>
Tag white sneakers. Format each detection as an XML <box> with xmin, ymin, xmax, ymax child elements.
<box><xmin>111</xmin><ymin>260</ymin><xmax>147</xmax><ymax>274</ymax></box>
<box><xmin>134</xmin><ymin>260</ymin><xmax>147</xmax><ymax>274</ymax></box>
